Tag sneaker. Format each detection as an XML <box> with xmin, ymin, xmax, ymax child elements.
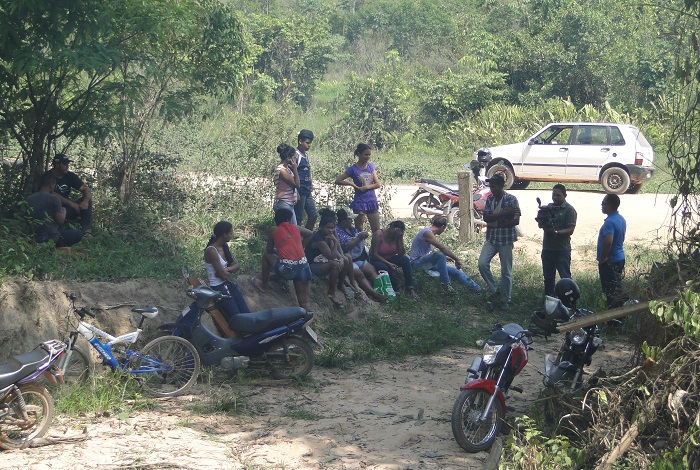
<box><xmin>444</xmin><ymin>284</ymin><xmax>458</xmax><ymax>296</ymax></box>
<box><xmin>427</xmin><ymin>269</ymin><xmax>440</xmax><ymax>278</ymax></box>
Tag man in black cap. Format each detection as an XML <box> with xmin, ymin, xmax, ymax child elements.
<box><xmin>45</xmin><ymin>154</ymin><xmax>93</xmax><ymax>235</ymax></box>
<box><xmin>478</xmin><ymin>173</ymin><xmax>521</xmax><ymax>310</ymax></box>
<box><xmin>26</xmin><ymin>172</ymin><xmax>83</xmax><ymax>248</ymax></box>
<box><xmin>294</xmin><ymin>129</ymin><xmax>318</xmax><ymax>230</ymax></box>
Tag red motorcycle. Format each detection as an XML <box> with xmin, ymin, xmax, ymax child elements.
<box><xmin>409</xmin><ymin>150</ymin><xmax>492</xmax><ymax>229</ymax></box>
<box><xmin>451</xmin><ymin>323</ymin><xmax>534</xmax><ymax>452</ymax></box>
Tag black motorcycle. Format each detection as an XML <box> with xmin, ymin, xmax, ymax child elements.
<box><xmin>531</xmin><ymin>278</ymin><xmax>612</xmax><ymax>392</ymax></box>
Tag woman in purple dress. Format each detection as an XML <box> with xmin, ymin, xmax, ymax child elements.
<box><xmin>335</xmin><ymin>143</ymin><xmax>382</xmax><ymax>233</ymax></box>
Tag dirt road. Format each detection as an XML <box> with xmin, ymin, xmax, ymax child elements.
<box><xmin>385</xmin><ymin>185</ymin><xmax>674</xmax><ymax>251</ymax></box>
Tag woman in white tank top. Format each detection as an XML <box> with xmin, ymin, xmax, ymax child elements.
<box><xmin>204</xmin><ymin>221</ymin><xmax>251</xmax><ymax>320</ymax></box>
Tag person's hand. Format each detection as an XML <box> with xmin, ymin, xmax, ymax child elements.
<box><xmin>358</xmin><ymin>231</ymin><xmax>369</xmax><ymax>240</ymax></box>
<box><xmin>454</xmin><ymin>260</ymin><xmax>463</xmax><ymax>270</ymax></box>
<box><xmin>69</xmin><ymin>201</ymin><xmax>81</xmax><ymax>212</ymax></box>
<box><xmin>390</xmin><ymin>263</ymin><xmax>399</xmax><ymax>271</ymax></box>
<box><xmin>545</xmin><ymin>227</ymin><xmax>556</xmax><ymax>234</ymax></box>
<box><xmin>79</xmin><ymin>199</ymin><xmax>89</xmax><ymax>210</ymax></box>
<box><xmin>289</xmin><ymin>157</ymin><xmax>298</xmax><ymax>170</ymax></box>
<box><xmin>501</xmin><ymin>207</ymin><xmax>516</xmax><ymax>217</ymax></box>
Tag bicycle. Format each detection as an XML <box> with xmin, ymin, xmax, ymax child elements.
<box><xmin>56</xmin><ymin>292</ymin><xmax>201</xmax><ymax>397</ymax></box>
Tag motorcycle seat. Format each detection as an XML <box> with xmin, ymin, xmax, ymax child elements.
<box><xmin>418</xmin><ymin>178</ymin><xmax>459</xmax><ymax>192</ymax></box>
<box><xmin>0</xmin><ymin>347</ymin><xmax>49</xmax><ymax>388</ymax></box>
<box><xmin>229</xmin><ymin>306</ymin><xmax>310</xmax><ymax>336</ymax></box>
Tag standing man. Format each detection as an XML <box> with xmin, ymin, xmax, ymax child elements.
<box><xmin>26</xmin><ymin>172</ymin><xmax>83</xmax><ymax>248</ymax></box>
<box><xmin>478</xmin><ymin>173</ymin><xmax>521</xmax><ymax>310</ymax></box>
<box><xmin>45</xmin><ymin>154</ymin><xmax>93</xmax><ymax>235</ymax></box>
<box><xmin>294</xmin><ymin>129</ymin><xmax>318</xmax><ymax>231</ymax></box>
<box><xmin>410</xmin><ymin>215</ymin><xmax>482</xmax><ymax>296</ymax></box>
<box><xmin>538</xmin><ymin>184</ymin><xmax>577</xmax><ymax>296</ymax></box>
<box><xmin>597</xmin><ymin>194</ymin><xmax>628</xmax><ymax>309</ymax></box>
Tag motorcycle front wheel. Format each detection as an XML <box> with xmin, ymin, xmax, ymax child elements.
<box><xmin>0</xmin><ymin>383</ymin><xmax>54</xmax><ymax>450</ymax></box>
<box><xmin>265</xmin><ymin>337</ymin><xmax>314</xmax><ymax>379</ymax></box>
<box><xmin>412</xmin><ymin>195</ymin><xmax>441</xmax><ymax>221</ymax></box>
<box><xmin>451</xmin><ymin>389</ymin><xmax>504</xmax><ymax>453</ymax></box>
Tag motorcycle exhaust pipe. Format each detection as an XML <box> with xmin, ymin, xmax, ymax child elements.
<box><xmin>418</xmin><ymin>206</ymin><xmax>444</xmax><ymax>216</ymax></box>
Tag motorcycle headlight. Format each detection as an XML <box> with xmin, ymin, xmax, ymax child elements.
<box><xmin>571</xmin><ymin>329</ymin><xmax>588</xmax><ymax>345</ymax></box>
<box><xmin>482</xmin><ymin>343</ymin><xmax>502</xmax><ymax>365</ymax></box>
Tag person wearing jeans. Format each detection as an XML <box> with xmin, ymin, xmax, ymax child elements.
<box><xmin>370</xmin><ymin>220</ymin><xmax>419</xmax><ymax>300</ymax></box>
<box><xmin>539</xmin><ymin>184</ymin><xmax>577</xmax><ymax>296</ymax></box>
<box><xmin>409</xmin><ymin>215</ymin><xmax>482</xmax><ymax>296</ymax></box>
<box><xmin>478</xmin><ymin>173</ymin><xmax>521</xmax><ymax>310</ymax></box>
<box><xmin>597</xmin><ymin>194</ymin><xmax>628</xmax><ymax>309</ymax></box>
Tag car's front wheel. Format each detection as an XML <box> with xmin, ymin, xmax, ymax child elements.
<box><xmin>486</xmin><ymin>163</ymin><xmax>515</xmax><ymax>189</ymax></box>
<box><xmin>601</xmin><ymin>167</ymin><xmax>630</xmax><ymax>194</ymax></box>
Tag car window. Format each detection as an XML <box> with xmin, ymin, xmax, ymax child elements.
<box><xmin>531</xmin><ymin>126</ymin><xmax>572</xmax><ymax>145</ymax></box>
<box><xmin>574</xmin><ymin>125</ymin><xmax>608</xmax><ymax>145</ymax></box>
<box><xmin>629</xmin><ymin>126</ymin><xmax>652</xmax><ymax>148</ymax></box>
<box><xmin>610</xmin><ymin>126</ymin><xmax>625</xmax><ymax>145</ymax></box>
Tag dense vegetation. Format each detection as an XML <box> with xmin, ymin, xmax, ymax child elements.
<box><xmin>3</xmin><ymin>0</ymin><xmax>700</xmax><ymax>467</ymax></box>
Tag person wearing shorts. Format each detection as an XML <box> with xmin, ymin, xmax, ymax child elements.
<box><xmin>255</xmin><ymin>209</ymin><xmax>312</xmax><ymax>311</ymax></box>
<box><xmin>335</xmin><ymin>143</ymin><xmax>382</xmax><ymax>234</ymax></box>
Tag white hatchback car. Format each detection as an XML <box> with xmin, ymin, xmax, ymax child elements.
<box><xmin>481</xmin><ymin>122</ymin><xmax>655</xmax><ymax>194</ymax></box>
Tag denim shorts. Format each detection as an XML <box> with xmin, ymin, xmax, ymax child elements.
<box><xmin>275</xmin><ymin>260</ymin><xmax>312</xmax><ymax>283</ymax></box>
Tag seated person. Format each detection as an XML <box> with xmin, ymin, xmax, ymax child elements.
<box><xmin>254</xmin><ymin>209</ymin><xmax>312</xmax><ymax>312</ymax></box>
<box><xmin>45</xmin><ymin>154</ymin><xmax>93</xmax><ymax>235</ymax></box>
<box><xmin>409</xmin><ymin>215</ymin><xmax>482</xmax><ymax>296</ymax></box>
<box><xmin>370</xmin><ymin>220</ymin><xmax>419</xmax><ymax>300</ymax></box>
<box><xmin>26</xmin><ymin>173</ymin><xmax>83</xmax><ymax>248</ymax></box>
<box><xmin>304</xmin><ymin>211</ymin><xmax>352</xmax><ymax>308</ymax></box>
<box><xmin>335</xmin><ymin>208</ymin><xmax>388</xmax><ymax>303</ymax></box>
<box><xmin>204</xmin><ymin>221</ymin><xmax>251</xmax><ymax>321</ymax></box>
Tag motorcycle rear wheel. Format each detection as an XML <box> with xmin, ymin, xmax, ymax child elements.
<box><xmin>412</xmin><ymin>195</ymin><xmax>441</xmax><ymax>221</ymax></box>
<box><xmin>136</xmin><ymin>336</ymin><xmax>201</xmax><ymax>397</ymax></box>
<box><xmin>0</xmin><ymin>383</ymin><xmax>54</xmax><ymax>450</ymax></box>
<box><xmin>266</xmin><ymin>337</ymin><xmax>314</xmax><ymax>379</ymax></box>
<box><xmin>451</xmin><ymin>389</ymin><xmax>504</xmax><ymax>453</ymax></box>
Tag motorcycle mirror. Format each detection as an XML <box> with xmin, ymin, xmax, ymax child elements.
<box><xmin>536</xmin><ymin>197</ymin><xmax>542</xmax><ymax>208</ymax></box>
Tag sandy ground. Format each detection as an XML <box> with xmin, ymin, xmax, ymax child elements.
<box><xmin>0</xmin><ymin>187</ymin><xmax>666</xmax><ymax>469</ymax></box>
<box><xmin>1</xmin><ymin>339</ymin><xmax>634</xmax><ymax>470</ymax></box>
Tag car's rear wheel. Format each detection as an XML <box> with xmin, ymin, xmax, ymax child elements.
<box><xmin>601</xmin><ymin>167</ymin><xmax>630</xmax><ymax>194</ymax></box>
<box><xmin>486</xmin><ymin>163</ymin><xmax>515</xmax><ymax>190</ymax></box>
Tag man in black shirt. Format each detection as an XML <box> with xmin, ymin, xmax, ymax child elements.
<box><xmin>26</xmin><ymin>173</ymin><xmax>83</xmax><ymax>247</ymax></box>
<box><xmin>45</xmin><ymin>154</ymin><xmax>93</xmax><ymax>235</ymax></box>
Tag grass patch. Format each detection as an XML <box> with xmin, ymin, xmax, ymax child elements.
<box><xmin>54</xmin><ymin>371</ymin><xmax>156</xmax><ymax>416</ymax></box>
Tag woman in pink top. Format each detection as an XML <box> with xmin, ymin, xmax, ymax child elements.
<box><xmin>370</xmin><ymin>220</ymin><xmax>419</xmax><ymax>300</ymax></box>
<box><xmin>273</xmin><ymin>143</ymin><xmax>300</xmax><ymax>225</ymax></box>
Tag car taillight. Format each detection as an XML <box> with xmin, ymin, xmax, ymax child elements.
<box><xmin>635</xmin><ymin>152</ymin><xmax>644</xmax><ymax>165</ymax></box>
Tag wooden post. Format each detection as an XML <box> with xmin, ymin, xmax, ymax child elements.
<box><xmin>458</xmin><ymin>170</ymin><xmax>474</xmax><ymax>242</ymax></box>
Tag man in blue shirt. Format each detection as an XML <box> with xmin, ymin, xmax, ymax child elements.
<box><xmin>478</xmin><ymin>174</ymin><xmax>521</xmax><ymax>310</ymax></box>
<box><xmin>294</xmin><ymin>129</ymin><xmax>318</xmax><ymax>230</ymax></box>
<box><xmin>597</xmin><ymin>194</ymin><xmax>628</xmax><ymax>308</ymax></box>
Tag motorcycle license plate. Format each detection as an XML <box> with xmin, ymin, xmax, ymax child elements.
<box><xmin>305</xmin><ymin>325</ymin><xmax>319</xmax><ymax>344</ymax></box>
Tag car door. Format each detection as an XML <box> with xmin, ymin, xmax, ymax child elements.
<box><xmin>566</xmin><ymin>125</ymin><xmax>612</xmax><ymax>179</ymax></box>
<box><xmin>519</xmin><ymin>124</ymin><xmax>572</xmax><ymax>177</ymax></box>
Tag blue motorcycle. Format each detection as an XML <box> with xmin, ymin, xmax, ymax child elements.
<box><xmin>159</xmin><ymin>286</ymin><xmax>320</xmax><ymax>379</ymax></box>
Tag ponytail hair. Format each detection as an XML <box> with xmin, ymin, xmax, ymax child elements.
<box><xmin>207</xmin><ymin>221</ymin><xmax>233</xmax><ymax>264</ymax></box>
<box><xmin>277</xmin><ymin>143</ymin><xmax>296</xmax><ymax>161</ymax></box>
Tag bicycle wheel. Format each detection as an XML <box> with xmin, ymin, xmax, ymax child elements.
<box><xmin>62</xmin><ymin>347</ymin><xmax>91</xmax><ymax>385</ymax></box>
<box><xmin>0</xmin><ymin>383</ymin><xmax>54</xmax><ymax>450</ymax></box>
<box><xmin>265</xmin><ymin>337</ymin><xmax>314</xmax><ymax>379</ymax></box>
<box><xmin>135</xmin><ymin>336</ymin><xmax>200</xmax><ymax>397</ymax></box>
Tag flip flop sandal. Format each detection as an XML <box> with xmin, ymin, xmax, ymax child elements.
<box><xmin>328</xmin><ymin>295</ymin><xmax>344</xmax><ymax>309</ymax></box>
<box><xmin>342</xmin><ymin>286</ymin><xmax>355</xmax><ymax>300</ymax></box>
<box><xmin>252</xmin><ymin>277</ymin><xmax>266</xmax><ymax>293</ymax></box>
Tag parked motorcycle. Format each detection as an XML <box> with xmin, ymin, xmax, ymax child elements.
<box><xmin>409</xmin><ymin>148</ymin><xmax>492</xmax><ymax>228</ymax></box>
<box><xmin>451</xmin><ymin>323</ymin><xmax>534</xmax><ymax>452</ymax></box>
<box><xmin>532</xmin><ymin>278</ymin><xmax>613</xmax><ymax>392</ymax></box>
<box><xmin>0</xmin><ymin>339</ymin><xmax>66</xmax><ymax>450</ymax></box>
<box><xmin>159</xmin><ymin>286</ymin><xmax>320</xmax><ymax>379</ymax></box>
